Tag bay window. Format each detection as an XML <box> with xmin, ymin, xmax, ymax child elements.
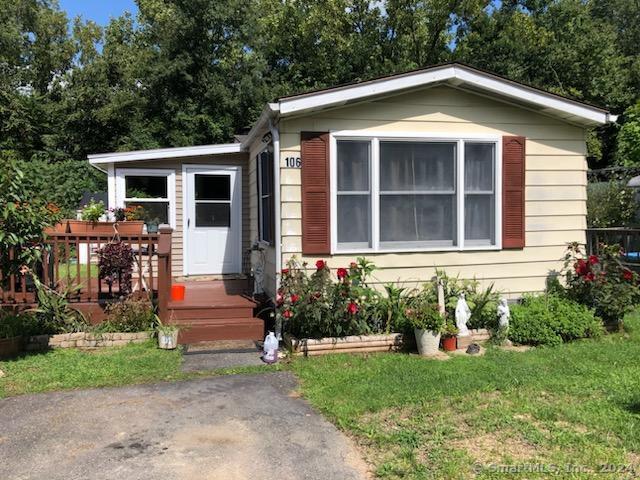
<box><xmin>333</xmin><ymin>135</ymin><xmax>500</xmax><ymax>252</ymax></box>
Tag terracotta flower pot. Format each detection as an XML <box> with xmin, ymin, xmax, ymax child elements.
<box><xmin>441</xmin><ymin>335</ymin><xmax>457</xmax><ymax>351</ymax></box>
<box><xmin>43</xmin><ymin>220</ymin><xmax>69</xmax><ymax>235</ymax></box>
<box><xmin>114</xmin><ymin>221</ymin><xmax>144</xmax><ymax>235</ymax></box>
<box><xmin>68</xmin><ymin>220</ymin><xmax>117</xmax><ymax>234</ymax></box>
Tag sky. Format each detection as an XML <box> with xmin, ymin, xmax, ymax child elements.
<box><xmin>59</xmin><ymin>0</ymin><xmax>138</xmax><ymax>25</ymax></box>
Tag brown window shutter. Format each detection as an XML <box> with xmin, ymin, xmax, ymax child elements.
<box><xmin>502</xmin><ymin>136</ymin><xmax>526</xmax><ymax>249</ymax></box>
<box><xmin>301</xmin><ymin>131</ymin><xmax>330</xmax><ymax>255</ymax></box>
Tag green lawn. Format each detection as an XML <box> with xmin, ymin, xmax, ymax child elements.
<box><xmin>291</xmin><ymin>317</ymin><xmax>640</xmax><ymax>479</ymax></box>
<box><xmin>0</xmin><ymin>341</ymin><xmax>183</xmax><ymax>398</ymax></box>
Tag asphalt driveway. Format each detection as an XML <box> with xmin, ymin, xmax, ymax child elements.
<box><xmin>0</xmin><ymin>372</ymin><xmax>369</xmax><ymax>480</ymax></box>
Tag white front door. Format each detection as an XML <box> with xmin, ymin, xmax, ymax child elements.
<box><xmin>185</xmin><ymin>166</ymin><xmax>242</xmax><ymax>275</ymax></box>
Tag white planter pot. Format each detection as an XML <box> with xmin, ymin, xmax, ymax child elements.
<box><xmin>415</xmin><ymin>328</ymin><xmax>441</xmax><ymax>356</ymax></box>
<box><xmin>158</xmin><ymin>330</ymin><xmax>178</xmax><ymax>349</ymax></box>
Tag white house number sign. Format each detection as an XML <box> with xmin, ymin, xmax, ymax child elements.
<box><xmin>284</xmin><ymin>157</ymin><xmax>302</xmax><ymax>168</ymax></box>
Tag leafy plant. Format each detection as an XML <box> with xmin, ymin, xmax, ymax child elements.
<box><xmin>509</xmin><ymin>294</ymin><xmax>603</xmax><ymax>346</ymax></box>
<box><xmin>98</xmin><ymin>297</ymin><xmax>155</xmax><ymax>332</ymax></box>
<box><xmin>587</xmin><ymin>181</ymin><xmax>637</xmax><ymax>228</ymax></box>
<box><xmin>0</xmin><ymin>153</ymin><xmax>61</xmax><ymax>276</ymax></box>
<box><xmin>97</xmin><ymin>241</ymin><xmax>135</xmax><ymax>295</ymax></box>
<box><xmin>28</xmin><ymin>272</ymin><xmax>88</xmax><ymax>333</ymax></box>
<box><xmin>405</xmin><ymin>295</ymin><xmax>445</xmax><ymax>333</ymax></box>
<box><xmin>556</xmin><ymin>242</ymin><xmax>640</xmax><ymax>325</ymax></box>
<box><xmin>0</xmin><ymin>312</ymin><xmax>40</xmax><ymax>338</ymax></box>
<box><xmin>442</xmin><ymin>320</ymin><xmax>459</xmax><ymax>337</ymax></box>
<box><xmin>80</xmin><ymin>199</ymin><xmax>105</xmax><ymax>222</ymax></box>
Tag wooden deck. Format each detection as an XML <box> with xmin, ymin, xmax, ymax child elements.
<box><xmin>168</xmin><ymin>279</ymin><xmax>264</xmax><ymax>344</ymax></box>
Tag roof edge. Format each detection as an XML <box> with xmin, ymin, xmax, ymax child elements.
<box><xmin>87</xmin><ymin>142</ymin><xmax>244</xmax><ymax>165</ymax></box>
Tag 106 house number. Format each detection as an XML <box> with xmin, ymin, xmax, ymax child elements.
<box><xmin>285</xmin><ymin>157</ymin><xmax>302</xmax><ymax>168</ymax></box>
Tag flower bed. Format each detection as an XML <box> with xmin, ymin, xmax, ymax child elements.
<box><xmin>285</xmin><ymin>333</ymin><xmax>404</xmax><ymax>356</ymax></box>
<box><xmin>26</xmin><ymin>332</ymin><xmax>152</xmax><ymax>351</ymax></box>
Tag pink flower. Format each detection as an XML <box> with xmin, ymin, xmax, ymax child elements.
<box><xmin>282</xmin><ymin>310</ymin><xmax>293</xmax><ymax>319</ymax></box>
<box><xmin>337</xmin><ymin>268</ymin><xmax>348</xmax><ymax>280</ymax></box>
<box><xmin>276</xmin><ymin>293</ymin><xmax>284</xmax><ymax>306</ymax></box>
<box><xmin>316</xmin><ymin>260</ymin><xmax>326</xmax><ymax>270</ymax></box>
<box><xmin>290</xmin><ymin>294</ymin><xmax>300</xmax><ymax>304</ymax></box>
<box><xmin>347</xmin><ymin>302</ymin><xmax>358</xmax><ymax>315</ymax></box>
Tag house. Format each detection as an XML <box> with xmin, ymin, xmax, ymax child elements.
<box><xmin>87</xmin><ymin>63</ymin><xmax>616</xmax><ymax>341</ymax></box>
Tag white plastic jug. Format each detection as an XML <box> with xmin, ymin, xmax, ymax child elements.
<box><xmin>262</xmin><ymin>331</ymin><xmax>279</xmax><ymax>364</ymax></box>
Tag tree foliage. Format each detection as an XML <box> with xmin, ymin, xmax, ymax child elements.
<box><xmin>0</xmin><ymin>0</ymin><xmax>639</xmax><ymax>204</ymax></box>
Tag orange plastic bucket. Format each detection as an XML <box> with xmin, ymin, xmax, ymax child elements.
<box><xmin>170</xmin><ymin>284</ymin><xmax>186</xmax><ymax>301</ymax></box>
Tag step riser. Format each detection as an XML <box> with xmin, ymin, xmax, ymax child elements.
<box><xmin>178</xmin><ymin>322</ymin><xmax>264</xmax><ymax>344</ymax></box>
<box><xmin>169</xmin><ymin>307</ymin><xmax>254</xmax><ymax>320</ymax></box>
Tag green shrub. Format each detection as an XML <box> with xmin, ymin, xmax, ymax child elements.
<box><xmin>99</xmin><ymin>297</ymin><xmax>156</xmax><ymax>333</ymax></box>
<box><xmin>0</xmin><ymin>312</ymin><xmax>41</xmax><ymax>338</ymax></box>
<box><xmin>587</xmin><ymin>181</ymin><xmax>637</xmax><ymax>228</ymax></box>
<box><xmin>405</xmin><ymin>294</ymin><xmax>444</xmax><ymax>332</ymax></box>
<box><xmin>510</xmin><ymin>294</ymin><xmax>603</xmax><ymax>346</ymax></box>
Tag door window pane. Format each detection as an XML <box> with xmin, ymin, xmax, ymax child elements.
<box><xmin>337</xmin><ymin>195</ymin><xmax>370</xmax><ymax>245</ymax></box>
<box><xmin>465</xmin><ymin>143</ymin><xmax>494</xmax><ymax>192</ymax></box>
<box><xmin>380</xmin><ymin>194</ymin><xmax>456</xmax><ymax>245</ymax></box>
<box><xmin>380</xmin><ymin>142</ymin><xmax>455</xmax><ymax>191</ymax></box>
<box><xmin>337</xmin><ymin>141</ymin><xmax>370</xmax><ymax>191</ymax></box>
<box><xmin>125</xmin><ymin>202</ymin><xmax>169</xmax><ymax>224</ymax></box>
<box><xmin>195</xmin><ymin>203</ymin><xmax>230</xmax><ymax>227</ymax></box>
<box><xmin>125</xmin><ymin>176</ymin><xmax>168</xmax><ymax>198</ymax></box>
<box><xmin>195</xmin><ymin>175</ymin><xmax>230</xmax><ymax>201</ymax></box>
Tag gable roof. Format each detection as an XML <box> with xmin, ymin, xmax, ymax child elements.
<box><xmin>89</xmin><ymin>62</ymin><xmax>616</xmax><ymax>165</ymax></box>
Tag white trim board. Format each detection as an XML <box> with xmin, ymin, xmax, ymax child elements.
<box><xmin>89</xmin><ymin>143</ymin><xmax>244</xmax><ymax>165</ymax></box>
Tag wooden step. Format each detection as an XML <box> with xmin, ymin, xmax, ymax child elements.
<box><xmin>176</xmin><ymin>317</ymin><xmax>264</xmax><ymax>344</ymax></box>
<box><xmin>169</xmin><ymin>305</ymin><xmax>254</xmax><ymax>321</ymax></box>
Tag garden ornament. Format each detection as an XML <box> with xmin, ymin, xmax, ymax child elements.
<box><xmin>497</xmin><ymin>298</ymin><xmax>511</xmax><ymax>330</ymax></box>
<box><xmin>466</xmin><ymin>343</ymin><xmax>481</xmax><ymax>355</ymax></box>
<box><xmin>455</xmin><ymin>292</ymin><xmax>471</xmax><ymax>336</ymax></box>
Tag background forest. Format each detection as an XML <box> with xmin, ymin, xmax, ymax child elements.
<box><xmin>1</xmin><ymin>0</ymin><xmax>639</xmax><ymax>217</ymax></box>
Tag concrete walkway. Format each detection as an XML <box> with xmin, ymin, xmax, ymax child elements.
<box><xmin>0</xmin><ymin>373</ymin><xmax>369</xmax><ymax>480</ymax></box>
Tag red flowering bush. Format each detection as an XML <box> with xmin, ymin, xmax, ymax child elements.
<box><xmin>277</xmin><ymin>256</ymin><xmax>385</xmax><ymax>338</ymax></box>
<box><xmin>557</xmin><ymin>242</ymin><xmax>640</xmax><ymax>325</ymax></box>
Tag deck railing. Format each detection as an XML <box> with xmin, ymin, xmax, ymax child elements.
<box><xmin>0</xmin><ymin>225</ymin><xmax>173</xmax><ymax>320</ymax></box>
<box><xmin>586</xmin><ymin>228</ymin><xmax>640</xmax><ymax>269</ymax></box>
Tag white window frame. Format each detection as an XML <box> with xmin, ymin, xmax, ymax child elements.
<box><xmin>329</xmin><ymin>131</ymin><xmax>502</xmax><ymax>254</ymax></box>
<box><xmin>115</xmin><ymin>168</ymin><xmax>177</xmax><ymax>228</ymax></box>
<box><xmin>257</xmin><ymin>147</ymin><xmax>274</xmax><ymax>245</ymax></box>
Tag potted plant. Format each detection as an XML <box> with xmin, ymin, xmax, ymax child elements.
<box><xmin>406</xmin><ymin>297</ymin><xmax>444</xmax><ymax>356</ymax></box>
<box><xmin>156</xmin><ymin>316</ymin><xmax>179</xmax><ymax>350</ymax></box>
<box><xmin>145</xmin><ymin>217</ymin><xmax>160</xmax><ymax>234</ymax></box>
<box><xmin>441</xmin><ymin>321</ymin><xmax>458</xmax><ymax>351</ymax></box>
<box><xmin>69</xmin><ymin>199</ymin><xmax>113</xmax><ymax>233</ymax></box>
<box><xmin>108</xmin><ymin>206</ymin><xmax>145</xmax><ymax>235</ymax></box>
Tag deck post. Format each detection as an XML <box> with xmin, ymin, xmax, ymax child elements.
<box><xmin>157</xmin><ymin>225</ymin><xmax>173</xmax><ymax>323</ymax></box>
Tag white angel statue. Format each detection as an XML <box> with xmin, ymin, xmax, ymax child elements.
<box><xmin>455</xmin><ymin>292</ymin><xmax>471</xmax><ymax>337</ymax></box>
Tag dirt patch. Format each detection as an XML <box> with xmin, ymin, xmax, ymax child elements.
<box><xmin>451</xmin><ymin>431</ymin><xmax>542</xmax><ymax>463</ymax></box>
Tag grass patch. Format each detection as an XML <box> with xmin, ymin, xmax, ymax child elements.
<box><xmin>0</xmin><ymin>341</ymin><xmax>288</xmax><ymax>399</ymax></box>
<box><xmin>0</xmin><ymin>341</ymin><xmax>183</xmax><ymax>398</ymax></box>
<box><xmin>291</xmin><ymin>314</ymin><xmax>640</xmax><ymax>479</ymax></box>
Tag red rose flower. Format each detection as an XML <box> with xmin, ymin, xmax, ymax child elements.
<box><xmin>282</xmin><ymin>310</ymin><xmax>293</xmax><ymax>319</ymax></box>
<box><xmin>347</xmin><ymin>302</ymin><xmax>358</xmax><ymax>315</ymax></box>
<box><xmin>281</xmin><ymin>268</ymin><xmax>289</xmax><ymax>275</ymax></box>
<box><xmin>623</xmin><ymin>269</ymin><xmax>633</xmax><ymax>281</ymax></box>
<box><xmin>575</xmin><ymin>259</ymin><xmax>588</xmax><ymax>276</ymax></box>
<box><xmin>337</xmin><ymin>267</ymin><xmax>348</xmax><ymax>280</ymax></box>
<box><xmin>585</xmin><ymin>272</ymin><xmax>595</xmax><ymax>282</ymax></box>
<box><xmin>316</xmin><ymin>260</ymin><xmax>326</xmax><ymax>270</ymax></box>
<box><xmin>290</xmin><ymin>294</ymin><xmax>300</xmax><ymax>304</ymax></box>
<box><xmin>588</xmin><ymin>255</ymin><xmax>599</xmax><ymax>265</ymax></box>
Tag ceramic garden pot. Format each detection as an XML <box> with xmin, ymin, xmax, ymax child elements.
<box><xmin>415</xmin><ymin>328</ymin><xmax>441</xmax><ymax>356</ymax></box>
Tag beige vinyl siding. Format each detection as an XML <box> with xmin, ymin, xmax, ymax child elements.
<box><xmin>277</xmin><ymin>85</ymin><xmax>587</xmax><ymax>297</ymax></box>
<box><xmin>116</xmin><ymin>153</ymin><xmax>250</xmax><ymax>277</ymax></box>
